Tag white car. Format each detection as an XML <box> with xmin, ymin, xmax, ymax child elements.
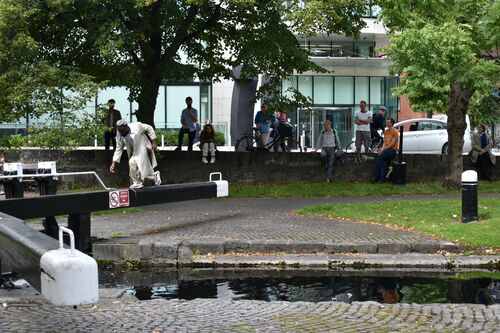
<box><xmin>393</xmin><ymin>118</ymin><xmax>472</xmax><ymax>154</ymax></box>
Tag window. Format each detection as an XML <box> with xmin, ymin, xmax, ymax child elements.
<box><xmin>355</xmin><ymin>77</ymin><xmax>369</xmax><ymax>104</ymax></box>
<box><xmin>334</xmin><ymin>77</ymin><xmax>354</xmax><ymax>104</ymax></box>
<box><xmin>313</xmin><ymin>76</ymin><xmax>333</xmax><ymax>104</ymax></box>
<box><xmin>298</xmin><ymin>76</ymin><xmax>313</xmax><ymax>101</ymax></box>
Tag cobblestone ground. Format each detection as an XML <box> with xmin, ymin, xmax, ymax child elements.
<box><xmin>84</xmin><ymin>198</ymin><xmax>438</xmax><ymax>244</ymax></box>
<box><xmin>0</xmin><ymin>297</ymin><xmax>498</xmax><ymax>332</ymax></box>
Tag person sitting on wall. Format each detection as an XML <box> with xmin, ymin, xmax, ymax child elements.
<box><xmin>373</xmin><ymin>118</ymin><xmax>398</xmax><ymax>183</ymax></box>
<box><xmin>199</xmin><ymin>123</ymin><xmax>217</xmax><ymax>164</ymax></box>
<box><xmin>109</xmin><ymin>120</ymin><xmax>161</xmax><ymax>188</ymax></box>
<box><xmin>470</xmin><ymin>124</ymin><xmax>496</xmax><ymax>181</ymax></box>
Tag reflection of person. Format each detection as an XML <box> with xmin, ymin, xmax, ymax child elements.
<box><xmin>315</xmin><ymin>120</ymin><xmax>340</xmax><ymax>183</ymax></box>
<box><xmin>470</xmin><ymin>124</ymin><xmax>496</xmax><ymax>181</ymax></box>
<box><xmin>110</xmin><ymin>120</ymin><xmax>161</xmax><ymax>188</ymax></box>
<box><xmin>354</xmin><ymin>100</ymin><xmax>372</xmax><ymax>155</ymax></box>
<box><xmin>374</xmin><ymin>118</ymin><xmax>398</xmax><ymax>183</ymax></box>
<box><xmin>175</xmin><ymin>97</ymin><xmax>198</xmax><ymax>151</ymax></box>
<box><xmin>200</xmin><ymin>123</ymin><xmax>216</xmax><ymax>164</ymax></box>
<box><xmin>101</xmin><ymin>99</ymin><xmax>122</xmax><ymax>151</ymax></box>
<box><xmin>254</xmin><ymin>103</ymin><xmax>274</xmax><ymax>147</ymax></box>
<box><xmin>370</xmin><ymin>106</ymin><xmax>386</xmax><ymax>147</ymax></box>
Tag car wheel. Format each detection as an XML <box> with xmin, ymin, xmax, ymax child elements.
<box><xmin>442</xmin><ymin>143</ymin><xmax>449</xmax><ymax>155</ymax></box>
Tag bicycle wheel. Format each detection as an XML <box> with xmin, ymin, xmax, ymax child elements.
<box><xmin>235</xmin><ymin>134</ymin><xmax>258</xmax><ymax>152</ymax></box>
<box><xmin>279</xmin><ymin>137</ymin><xmax>302</xmax><ymax>152</ymax></box>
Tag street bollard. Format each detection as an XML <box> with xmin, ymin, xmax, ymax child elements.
<box><xmin>461</xmin><ymin>170</ymin><xmax>478</xmax><ymax>223</ymax></box>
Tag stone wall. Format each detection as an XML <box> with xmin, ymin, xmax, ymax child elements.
<box><xmin>8</xmin><ymin>149</ymin><xmax>499</xmax><ymax>188</ymax></box>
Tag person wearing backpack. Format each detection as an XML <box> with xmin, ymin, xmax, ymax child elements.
<box><xmin>315</xmin><ymin>119</ymin><xmax>341</xmax><ymax>183</ymax></box>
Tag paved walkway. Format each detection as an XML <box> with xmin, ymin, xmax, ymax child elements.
<box><xmin>1</xmin><ymin>292</ymin><xmax>499</xmax><ymax>332</ymax></box>
<box><xmin>2</xmin><ymin>194</ymin><xmax>499</xmax><ymax>332</ymax></box>
<box><xmin>84</xmin><ymin>195</ymin><xmax>483</xmax><ymax>257</ymax></box>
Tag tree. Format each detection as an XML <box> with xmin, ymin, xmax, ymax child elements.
<box><xmin>378</xmin><ymin>0</ymin><xmax>500</xmax><ymax>187</ymax></box>
<box><xmin>0</xmin><ymin>0</ymin><xmax>367</xmax><ymax>127</ymax></box>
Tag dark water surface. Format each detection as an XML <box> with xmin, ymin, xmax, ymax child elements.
<box><xmin>99</xmin><ymin>268</ymin><xmax>500</xmax><ymax>305</ymax></box>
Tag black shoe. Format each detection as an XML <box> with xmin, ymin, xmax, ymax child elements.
<box><xmin>174</xmin><ymin>146</ymin><xmax>181</xmax><ymax>151</ymax></box>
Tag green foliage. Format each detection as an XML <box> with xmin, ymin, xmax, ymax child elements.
<box><xmin>468</xmin><ymin>91</ymin><xmax>500</xmax><ymax>126</ymax></box>
<box><xmin>378</xmin><ymin>0</ymin><xmax>500</xmax><ymax>186</ymax></box>
<box><xmin>0</xmin><ymin>0</ymin><xmax>367</xmax><ymax>126</ymax></box>
<box><xmin>156</xmin><ymin>129</ymin><xmax>225</xmax><ymax>146</ymax></box>
<box><xmin>298</xmin><ymin>198</ymin><xmax>500</xmax><ymax>248</ymax></box>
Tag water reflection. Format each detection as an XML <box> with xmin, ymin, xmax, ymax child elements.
<box><xmin>117</xmin><ymin>274</ymin><xmax>500</xmax><ymax>305</ymax></box>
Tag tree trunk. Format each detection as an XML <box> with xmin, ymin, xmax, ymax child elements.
<box><xmin>445</xmin><ymin>82</ymin><xmax>474</xmax><ymax>188</ymax></box>
<box><xmin>135</xmin><ymin>72</ymin><xmax>162</xmax><ymax>128</ymax></box>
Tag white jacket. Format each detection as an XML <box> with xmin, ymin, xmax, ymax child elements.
<box><xmin>113</xmin><ymin>122</ymin><xmax>157</xmax><ymax>181</ymax></box>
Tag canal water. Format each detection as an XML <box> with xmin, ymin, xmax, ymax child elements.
<box><xmin>99</xmin><ymin>268</ymin><xmax>500</xmax><ymax>305</ymax></box>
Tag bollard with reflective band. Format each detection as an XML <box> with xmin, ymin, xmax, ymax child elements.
<box><xmin>461</xmin><ymin>170</ymin><xmax>478</xmax><ymax>223</ymax></box>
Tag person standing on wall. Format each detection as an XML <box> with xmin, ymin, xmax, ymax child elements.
<box><xmin>102</xmin><ymin>99</ymin><xmax>122</xmax><ymax>151</ymax></box>
<box><xmin>175</xmin><ymin>96</ymin><xmax>198</xmax><ymax>151</ymax></box>
<box><xmin>354</xmin><ymin>100</ymin><xmax>372</xmax><ymax>158</ymax></box>
<box><xmin>254</xmin><ymin>103</ymin><xmax>274</xmax><ymax>148</ymax></box>
<box><xmin>370</xmin><ymin>105</ymin><xmax>386</xmax><ymax>149</ymax></box>
<box><xmin>315</xmin><ymin>119</ymin><xmax>341</xmax><ymax>183</ymax></box>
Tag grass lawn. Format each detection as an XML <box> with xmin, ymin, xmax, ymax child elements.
<box><xmin>229</xmin><ymin>180</ymin><xmax>500</xmax><ymax>198</ymax></box>
<box><xmin>298</xmin><ymin>198</ymin><xmax>500</xmax><ymax>248</ymax></box>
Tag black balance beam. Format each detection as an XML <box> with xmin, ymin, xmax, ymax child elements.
<box><xmin>0</xmin><ymin>181</ymin><xmax>222</xmax><ymax>220</ymax></box>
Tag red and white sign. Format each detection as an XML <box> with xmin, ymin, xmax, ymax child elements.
<box><xmin>109</xmin><ymin>190</ymin><xmax>130</xmax><ymax>209</ymax></box>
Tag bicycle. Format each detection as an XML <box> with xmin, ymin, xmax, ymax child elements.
<box><xmin>235</xmin><ymin>125</ymin><xmax>302</xmax><ymax>152</ymax></box>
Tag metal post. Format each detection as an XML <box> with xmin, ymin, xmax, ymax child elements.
<box><xmin>4</xmin><ymin>179</ymin><xmax>24</xmax><ymax>198</ymax></box>
<box><xmin>462</xmin><ymin>170</ymin><xmax>478</xmax><ymax>223</ymax></box>
<box><xmin>68</xmin><ymin>213</ymin><xmax>92</xmax><ymax>253</ymax></box>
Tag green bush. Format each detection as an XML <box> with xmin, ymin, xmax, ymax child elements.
<box><xmin>156</xmin><ymin>129</ymin><xmax>225</xmax><ymax>146</ymax></box>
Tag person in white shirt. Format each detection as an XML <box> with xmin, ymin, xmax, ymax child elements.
<box><xmin>109</xmin><ymin>120</ymin><xmax>161</xmax><ymax>188</ymax></box>
<box><xmin>354</xmin><ymin>100</ymin><xmax>372</xmax><ymax>156</ymax></box>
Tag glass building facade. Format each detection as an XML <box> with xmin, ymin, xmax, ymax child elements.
<box><xmin>0</xmin><ymin>82</ymin><xmax>212</xmax><ymax>134</ymax></box>
<box><xmin>282</xmin><ymin>75</ymin><xmax>399</xmax><ymax>149</ymax></box>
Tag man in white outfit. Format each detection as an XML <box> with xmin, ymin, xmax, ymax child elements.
<box><xmin>109</xmin><ymin>120</ymin><xmax>161</xmax><ymax>188</ymax></box>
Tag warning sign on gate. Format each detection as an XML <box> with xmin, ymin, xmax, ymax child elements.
<box><xmin>109</xmin><ymin>190</ymin><xmax>130</xmax><ymax>209</ymax></box>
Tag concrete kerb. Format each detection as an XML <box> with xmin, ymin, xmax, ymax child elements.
<box><xmin>193</xmin><ymin>253</ymin><xmax>500</xmax><ymax>270</ymax></box>
<box><xmin>92</xmin><ymin>239</ymin><xmax>496</xmax><ymax>268</ymax></box>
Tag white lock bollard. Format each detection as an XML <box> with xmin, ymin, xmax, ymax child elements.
<box><xmin>210</xmin><ymin>172</ymin><xmax>228</xmax><ymax>197</ymax></box>
<box><xmin>40</xmin><ymin>226</ymin><xmax>99</xmax><ymax>306</ymax></box>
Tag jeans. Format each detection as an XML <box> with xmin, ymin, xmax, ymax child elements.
<box><xmin>104</xmin><ymin>130</ymin><xmax>116</xmax><ymax>151</ymax></box>
<box><xmin>321</xmin><ymin>147</ymin><xmax>335</xmax><ymax>181</ymax></box>
<box><xmin>177</xmin><ymin>128</ymin><xmax>196</xmax><ymax>151</ymax></box>
<box><xmin>374</xmin><ymin>149</ymin><xmax>396</xmax><ymax>182</ymax></box>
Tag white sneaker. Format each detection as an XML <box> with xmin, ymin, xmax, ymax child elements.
<box><xmin>210</xmin><ymin>156</ymin><xmax>216</xmax><ymax>164</ymax></box>
<box><xmin>202</xmin><ymin>157</ymin><xmax>208</xmax><ymax>163</ymax></box>
<box><xmin>154</xmin><ymin>171</ymin><xmax>161</xmax><ymax>186</ymax></box>
<box><xmin>129</xmin><ymin>182</ymin><xmax>143</xmax><ymax>189</ymax></box>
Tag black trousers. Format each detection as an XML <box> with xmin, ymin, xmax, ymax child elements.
<box><xmin>104</xmin><ymin>130</ymin><xmax>116</xmax><ymax>151</ymax></box>
<box><xmin>476</xmin><ymin>153</ymin><xmax>493</xmax><ymax>181</ymax></box>
<box><xmin>177</xmin><ymin>128</ymin><xmax>196</xmax><ymax>151</ymax></box>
